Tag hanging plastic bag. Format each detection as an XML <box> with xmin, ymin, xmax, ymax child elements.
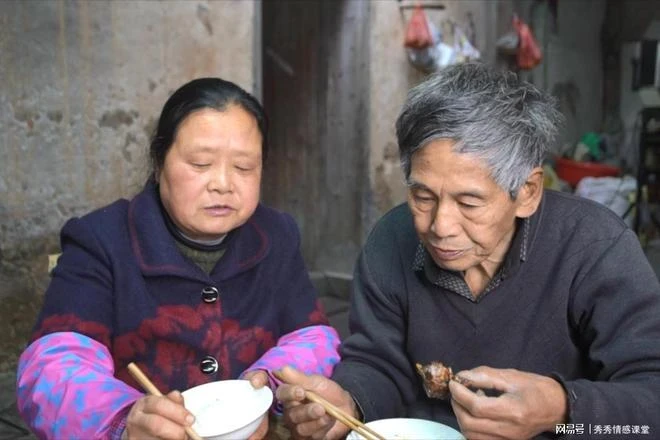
<box><xmin>405</xmin><ymin>5</ymin><xmax>444</xmax><ymax>73</ymax></box>
<box><xmin>513</xmin><ymin>14</ymin><xmax>542</xmax><ymax>70</ymax></box>
<box><xmin>496</xmin><ymin>30</ymin><xmax>519</xmax><ymax>55</ymax></box>
<box><xmin>404</xmin><ymin>5</ymin><xmax>434</xmax><ymax>49</ymax></box>
<box><xmin>452</xmin><ymin>23</ymin><xmax>480</xmax><ymax>63</ymax></box>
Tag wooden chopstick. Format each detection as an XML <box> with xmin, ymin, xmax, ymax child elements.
<box><xmin>303</xmin><ymin>390</ymin><xmax>386</xmax><ymax>440</ymax></box>
<box><xmin>272</xmin><ymin>370</ymin><xmax>385</xmax><ymax>440</ymax></box>
<box><xmin>127</xmin><ymin>362</ymin><xmax>204</xmax><ymax>440</ymax></box>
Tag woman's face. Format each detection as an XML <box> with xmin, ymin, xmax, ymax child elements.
<box><xmin>158</xmin><ymin>106</ymin><xmax>263</xmax><ymax>240</ymax></box>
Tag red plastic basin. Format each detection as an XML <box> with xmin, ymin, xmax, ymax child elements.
<box><xmin>555</xmin><ymin>157</ymin><xmax>620</xmax><ymax>187</ymax></box>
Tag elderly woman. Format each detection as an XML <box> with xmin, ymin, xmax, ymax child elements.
<box><xmin>16</xmin><ymin>78</ymin><xmax>340</xmax><ymax>439</ymax></box>
<box><xmin>275</xmin><ymin>63</ymin><xmax>660</xmax><ymax>439</ymax></box>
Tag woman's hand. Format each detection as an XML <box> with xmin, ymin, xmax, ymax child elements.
<box><xmin>242</xmin><ymin>370</ymin><xmax>271</xmax><ymax>439</ymax></box>
<box><xmin>275</xmin><ymin>366</ymin><xmax>357</xmax><ymax>440</ymax></box>
<box><xmin>448</xmin><ymin>366</ymin><xmax>567</xmax><ymax>440</ymax></box>
<box><xmin>123</xmin><ymin>391</ymin><xmax>195</xmax><ymax>440</ymax></box>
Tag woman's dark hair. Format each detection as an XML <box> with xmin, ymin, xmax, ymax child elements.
<box><xmin>149</xmin><ymin>78</ymin><xmax>268</xmax><ymax>176</ymax></box>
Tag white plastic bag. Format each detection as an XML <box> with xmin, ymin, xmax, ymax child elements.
<box><xmin>575</xmin><ymin>176</ymin><xmax>637</xmax><ymax>227</ymax></box>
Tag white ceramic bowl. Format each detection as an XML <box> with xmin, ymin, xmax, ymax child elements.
<box><xmin>181</xmin><ymin>380</ymin><xmax>273</xmax><ymax>440</ymax></box>
<box><xmin>346</xmin><ymin>418</ymin><xmax>465</xmax><ymax>440</ymax></box>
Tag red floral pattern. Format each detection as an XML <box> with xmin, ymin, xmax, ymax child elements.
<box><xmin>112</xmin><ymin>303</ymin><xmax>276</xmax><ymax>391</ymax></box>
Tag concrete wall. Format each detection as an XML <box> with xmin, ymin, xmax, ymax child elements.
<box><xmin>366</xmin><ymin>0</ymin><xmax>507</xmax><ymax>220</ymax></box>
<box><xmin>0</xmin><ymin>0</ymin><xmax>258</xmax><ymax>297</ymax></box>
<box><xmin>367</xmin><ymin>0</ymin><xmax>610</xmax><ymax>221</ymax></box>
<box><xmin>524</xmin><ymin>0</ymin><xmax>606</xmax><ymax>154</ymax></box>
<box><xmin>0</xmin><ymin>0</ymin><xmax>616</xmax><ymax>298</ymax></box>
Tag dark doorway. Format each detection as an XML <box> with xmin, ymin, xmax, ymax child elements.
<box><xmin>261</xmin><ymin>0</ymin><xmax>370</xmax><ymax>273</ymax></box>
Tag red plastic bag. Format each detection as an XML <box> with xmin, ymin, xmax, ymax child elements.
<box><xmin>513</xmin><ymin>15</ymin><xmax>542</xmax><ymax>70</ymax></box>
<box><xmin>404</xmin><ymin>5</ymin><xmax>433</xmax><ymax>49</ymax></box>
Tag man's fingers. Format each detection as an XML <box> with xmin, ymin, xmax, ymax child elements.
<box><xmin>451</xmin><ymin>397</ymin><xmax>511</xmax><ymax>440</ymax></box>
<box><xmin>286</xmin><ymin>402</ymin><xmax>325</xmax><ymax>424</ymax></box>
<box><xmin>449</xmin><ymin>380</ymin><xmax>509</xmax><ymax>421</ymax></box>
<box><xmin>275</xmin><ymin>365</ymin><xmax>312</xmax><ymax>386</ymax></box>
<box><xmin>287</xmin><ymin>411</ymin><xmax>334</xmax><ymax>439</ymax></box>
<box><xmin>455</xmin><ymin>366</ymin><xmax>512</xmax><ymax>393</ymax></box>
<box><xmin>276</xmin><ymin>382</ymin><xmax>306</xmax><ymax>404</ymax></box>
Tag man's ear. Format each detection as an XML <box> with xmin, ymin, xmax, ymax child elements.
<box><xmin>515</xmin><ymin>166</ymin><xmax>544</xmax><ymax>218</ymax></box>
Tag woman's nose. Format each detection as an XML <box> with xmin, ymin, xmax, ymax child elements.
<box><xmin>207</xmin><ymin>166</ymin><xmax>232</xmax><ymax>193</ymax></box>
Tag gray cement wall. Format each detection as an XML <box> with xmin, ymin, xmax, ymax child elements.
<box><xmin>0</xmin><ymin>0</ymin><xmax>621</xmax><ymax>298</ymax></box>
<box><xmin>366</xmin><ymin>0</ymin><xmax>609</xmax><ymax>222</ymax></box>
<box><xmin>0</xmin><ymin>0</ymin><xmax>258</xmax><ymax>298</ymax></box>
<box><xmin>367</xmin><ymin>0</ymin><xmax>510</xmax><ymax>219</ymax></box>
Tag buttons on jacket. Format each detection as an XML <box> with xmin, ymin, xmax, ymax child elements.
<box><xmin>200</xmin><ymin>355</ymin><xmax>219</xmax><ymax>374</ymax></box>
<box><xmin>201</xmin><ymin>286</ymin><xmax>219</xmax><ymax>303</ymax></box>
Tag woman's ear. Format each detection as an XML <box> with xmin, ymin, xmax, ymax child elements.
<box><xmin>515</xmin><ymin>167</ymin><xmax>544</xmax><ymax>218</ymax></box>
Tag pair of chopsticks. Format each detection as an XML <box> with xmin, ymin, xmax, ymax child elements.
<box><xmin>273</xmin><ymin>371</ymin><xmax>385</xmax><ymax>440</ymax></box>
<box><xmin>127</xmin><ymin>362</ymin><xmax>204</xmax><ymax>440</ymax></box>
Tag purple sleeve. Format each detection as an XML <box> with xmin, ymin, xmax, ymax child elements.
<box><xmin>242</xmin><ymin>324</ymin><xmax>340</xmax><ymax>388</ymax></box>
<box><xmin>16</xmin><ymin>331</ymin><xmax>142</xmax><ymax>439</ymax></box>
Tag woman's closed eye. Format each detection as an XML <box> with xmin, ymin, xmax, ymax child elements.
<box><xmin>235</xmin><ymin>164</ymin><xmax>257</xmax><ymax>172</ymax></box>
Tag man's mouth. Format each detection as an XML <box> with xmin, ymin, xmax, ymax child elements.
<box><xmin>430</xmin><ymin>246</ymin><xmax>465</xmax><ymax>261</ymax></box>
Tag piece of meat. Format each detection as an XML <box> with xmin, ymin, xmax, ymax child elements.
<box><xmin>415</xmin><ymin>361</ymin><xmax>469</xmax><ymax>400</ymax></box>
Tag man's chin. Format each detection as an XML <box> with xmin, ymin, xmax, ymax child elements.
<box><xmin>431</xmin><ymin>256</ymin><xmax>471</xmax><ymax>273</ymax></box>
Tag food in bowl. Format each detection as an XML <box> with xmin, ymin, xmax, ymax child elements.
<box><xmin>415</xmin><ymin>361</ymin><xmax>470</xmax><ymax>400</ymax></box>
<box><xmin>181</xmin><ymin>379</ymin><xmax>273</xmax><ymax>440</ymax></box>
<box><xmin>347</xmin><ymin>418</ymin><xmax>465</xmax><ymax>440</ymax></box>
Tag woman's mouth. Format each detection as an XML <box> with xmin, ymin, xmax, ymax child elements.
<box><xmin>204</xmin><ymin>205</ymin><xmax>234</xmax><ymax>217</ymax></box>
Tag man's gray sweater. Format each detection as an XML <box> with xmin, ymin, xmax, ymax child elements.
<box><xmin>333</xmin><ymin>190</ymin><xmax>660</xmax><ymax>438</ymax></box>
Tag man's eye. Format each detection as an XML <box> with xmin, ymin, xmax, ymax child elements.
<box><xmin>192</xmin><ymin>163</ymin><xmax>210</xmax><ymax>168</ymax></box>
<box><xmin>413</xmin><ymin>194</ymin><xmax>434</xmax><ymax>204</ymax></box>
<box><xmin>235</xmin><ymin>165</ymin><xmax>254</xmax><ymax>172</ymax></box>
<box><xmin>458</xmin><ymin>200</ymin><xmax>481</xmax><ymax>208</ymax></box>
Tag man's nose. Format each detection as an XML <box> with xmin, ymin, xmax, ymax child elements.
<box><xmin>430</xmin><ymin>201</ymin><xmax>459</xmax><ymax>237</ymax></box>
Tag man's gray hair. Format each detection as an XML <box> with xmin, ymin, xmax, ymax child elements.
<box><xmin>396</xmin><ymin>62</ymin><xmax>563</xmax><ymax>198</ymax></box>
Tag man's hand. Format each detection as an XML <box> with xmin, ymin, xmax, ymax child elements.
<box><xmin>124</xmin><ymin>391</ymin><xmax>195</xmax><ymax>440</ymax></box>
<box><xmin>448</xmin><ymin>366</ymin><xmax>567</xmax><ymax>440</ymax></box>
<box><xmin>275</xmin><ymin>366</ymin><xmax>357</xmax><ymax>440</ymax></box>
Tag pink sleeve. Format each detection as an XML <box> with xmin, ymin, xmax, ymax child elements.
<box><xmin>242</xmin><ymin>324</ymin><xmax>340</xmax><ymax>388</ymax></box>
<box><xmin>16</xmin><ymin>332</ymin><xmax>142</xmax><ymax>439</ymax></box>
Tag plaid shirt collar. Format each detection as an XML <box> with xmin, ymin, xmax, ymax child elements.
<box><xmin>412</xmin><ymin>217</ymin><xmax>530</xmax><ymax>302</ymax></box>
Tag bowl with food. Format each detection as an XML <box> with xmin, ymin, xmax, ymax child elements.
<box><xmin>346</xmin><ymin>418</ymin><xmax>465</xmax><ymax>440</ymax></box>
<box><xmin>181</xmin><ymin>379</ymin><xmax>273</xmax><ymax>440</ymax></box>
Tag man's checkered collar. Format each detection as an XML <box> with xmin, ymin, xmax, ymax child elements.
<box><xmin>412</xmin><ymin>217</ymin><xmax>530</xmax><ymax>300</ymax></box>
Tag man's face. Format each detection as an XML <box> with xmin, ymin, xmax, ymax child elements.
<box><xmin>407</xmin><ymin>139</ymin><xmax>526</xmax><ymax>274</ymax></box>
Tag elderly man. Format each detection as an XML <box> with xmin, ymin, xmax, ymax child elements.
<box><xmin>275</xmin><ymin>63</ymin><xmax>660</xmax><ymax>439</ymax></box>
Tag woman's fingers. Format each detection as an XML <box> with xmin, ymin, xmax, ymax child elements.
<box><xmin>126</xmin><ymin>394</ymin><xmax>194</xmax><ymax>440</ymax></box>
<box><xmin>244</xmin><ymin>370</ymin><xmax>270</xmax><ymax>389</ymax></box>
<box><xmin>247</xmin><ymin>414</ymin><xmax>270</xmax><ymax>440</ymax></box>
